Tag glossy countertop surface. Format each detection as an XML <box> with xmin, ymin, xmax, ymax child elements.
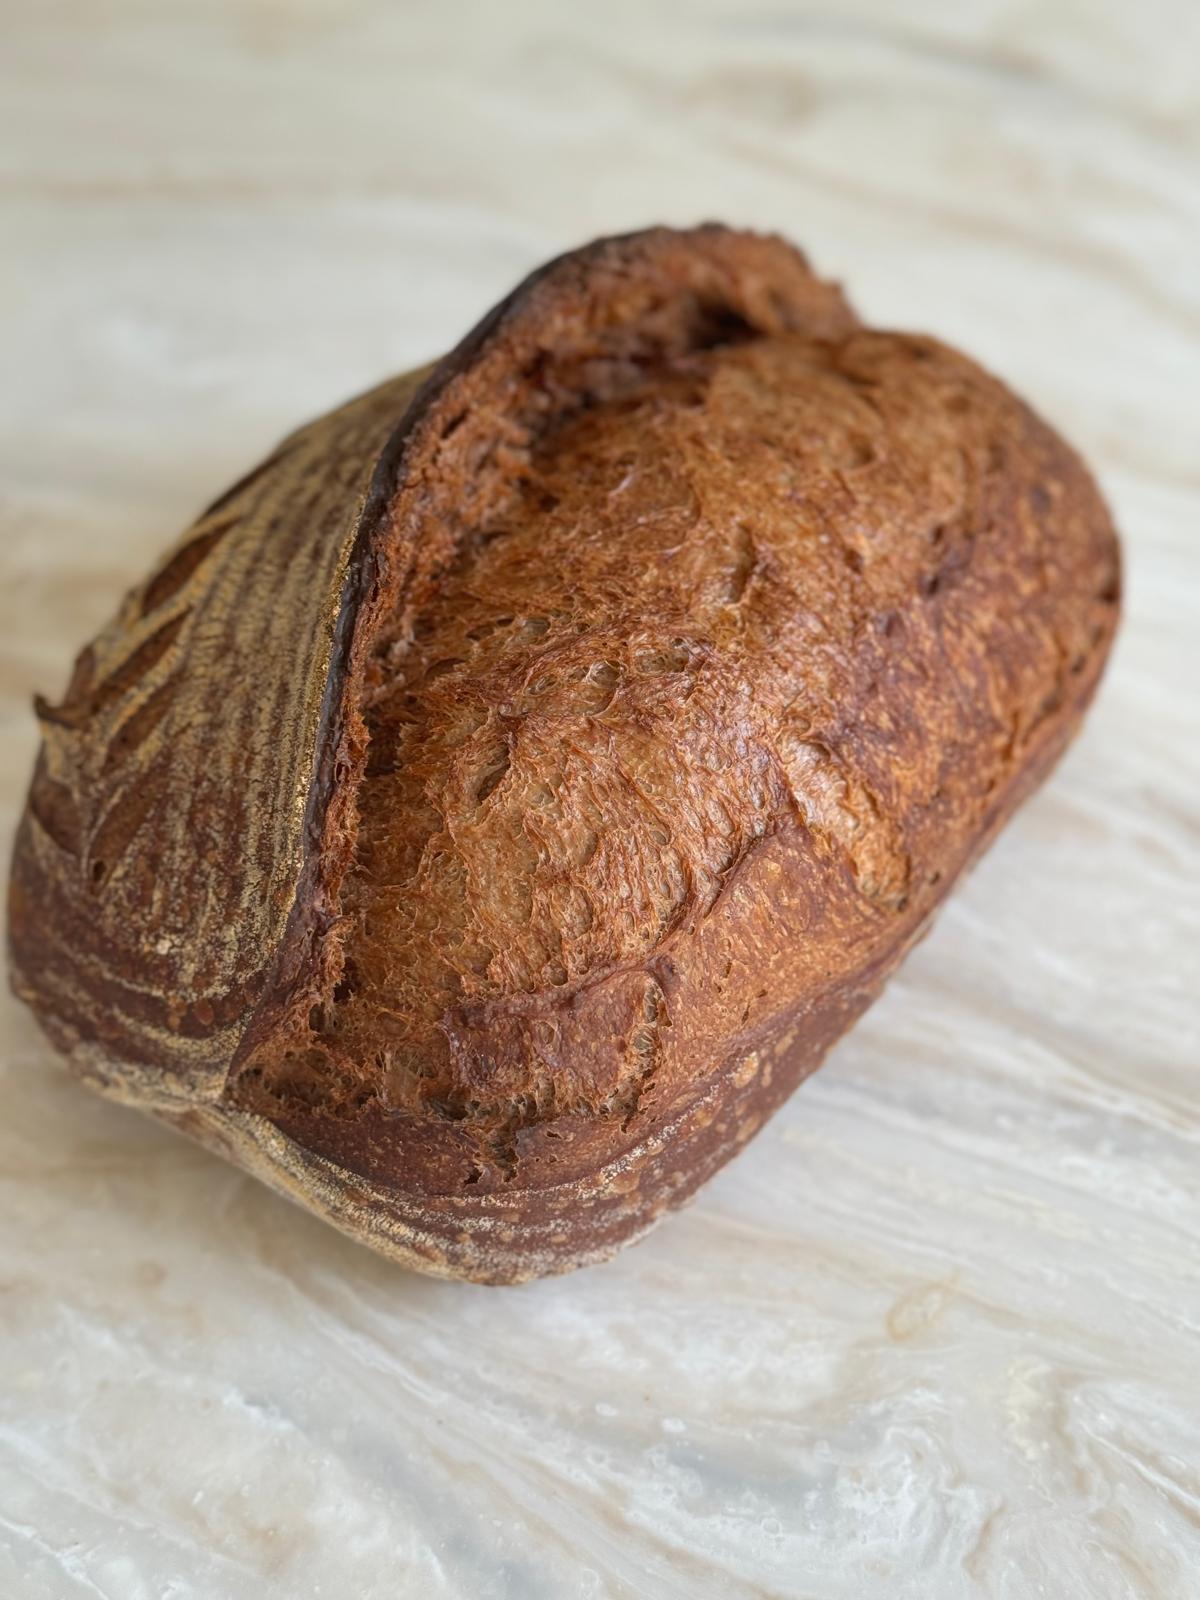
<box><xmin>2</xmin><ymin>3</ymin><xmax>1198</xmax><ymax>1596</ymax></box>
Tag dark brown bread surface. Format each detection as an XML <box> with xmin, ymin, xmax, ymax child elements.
<box><xmin>8</xmin><ymin>226</ymin><xmax>1121</xmax><ymax>1281</ymax></box>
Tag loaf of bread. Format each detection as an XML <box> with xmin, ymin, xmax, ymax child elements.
<box><xmin>8</xmin><ymin>226</ymin><xmax>1120</xmax><ymax>1281</ymax></box>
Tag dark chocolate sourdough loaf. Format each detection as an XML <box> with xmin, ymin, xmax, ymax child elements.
<box><xmin>8</xmin><ymin>226</ymin><xmax>1120</xmax><ymax>1281</ymax></box>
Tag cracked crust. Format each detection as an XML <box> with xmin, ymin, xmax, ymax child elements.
<box><xmin>8</xmin><ymin>225</ymin><xmax>1120</xmax><ymax>1281</ymax></box>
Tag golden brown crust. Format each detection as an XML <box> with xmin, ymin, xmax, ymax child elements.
<box><xmin>7</xmin><ymin>226</ymin><xmax>1121</xmax><ymax>1281</ymax></box>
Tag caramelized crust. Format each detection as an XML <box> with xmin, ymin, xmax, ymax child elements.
<box><xmin>9</xmin><ymin>227</ymin><xmax>1120</xmax><ymax>1279</ymax></box>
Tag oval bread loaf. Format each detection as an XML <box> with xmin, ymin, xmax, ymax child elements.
<box><xmin>8</xmin><ymin>226</ymin><xmax>1121</xmax><ymax>1281</ymax></box>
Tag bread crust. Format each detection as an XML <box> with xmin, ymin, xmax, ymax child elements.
<box><xmin>7</xmin><ymin>226</ymin><xmax>1120</xmax><ymax>1281</ymax></box>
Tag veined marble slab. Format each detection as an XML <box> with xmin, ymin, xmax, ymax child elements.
<box><xmin>1</xmin><ymin>3</ymin><xmax>1197</xmax><ymax>1596</ymax></box>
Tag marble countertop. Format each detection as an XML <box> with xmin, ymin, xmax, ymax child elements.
<box><xmin>2</xmin><ymin>3</ymin><xmax>1198</xmax><ymax>1596</ymax></box>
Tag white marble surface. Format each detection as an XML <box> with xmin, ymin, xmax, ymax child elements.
<box><xmin>2</xmin><ymin>3</ymin><xmax>1199</xmax><ymax>1596</ymax></box>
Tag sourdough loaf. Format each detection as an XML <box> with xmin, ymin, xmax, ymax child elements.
<box><xmin>8</xmin><ymin>226</ymin><xmax>1121</xmax><ymax>1280</ymax></box>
